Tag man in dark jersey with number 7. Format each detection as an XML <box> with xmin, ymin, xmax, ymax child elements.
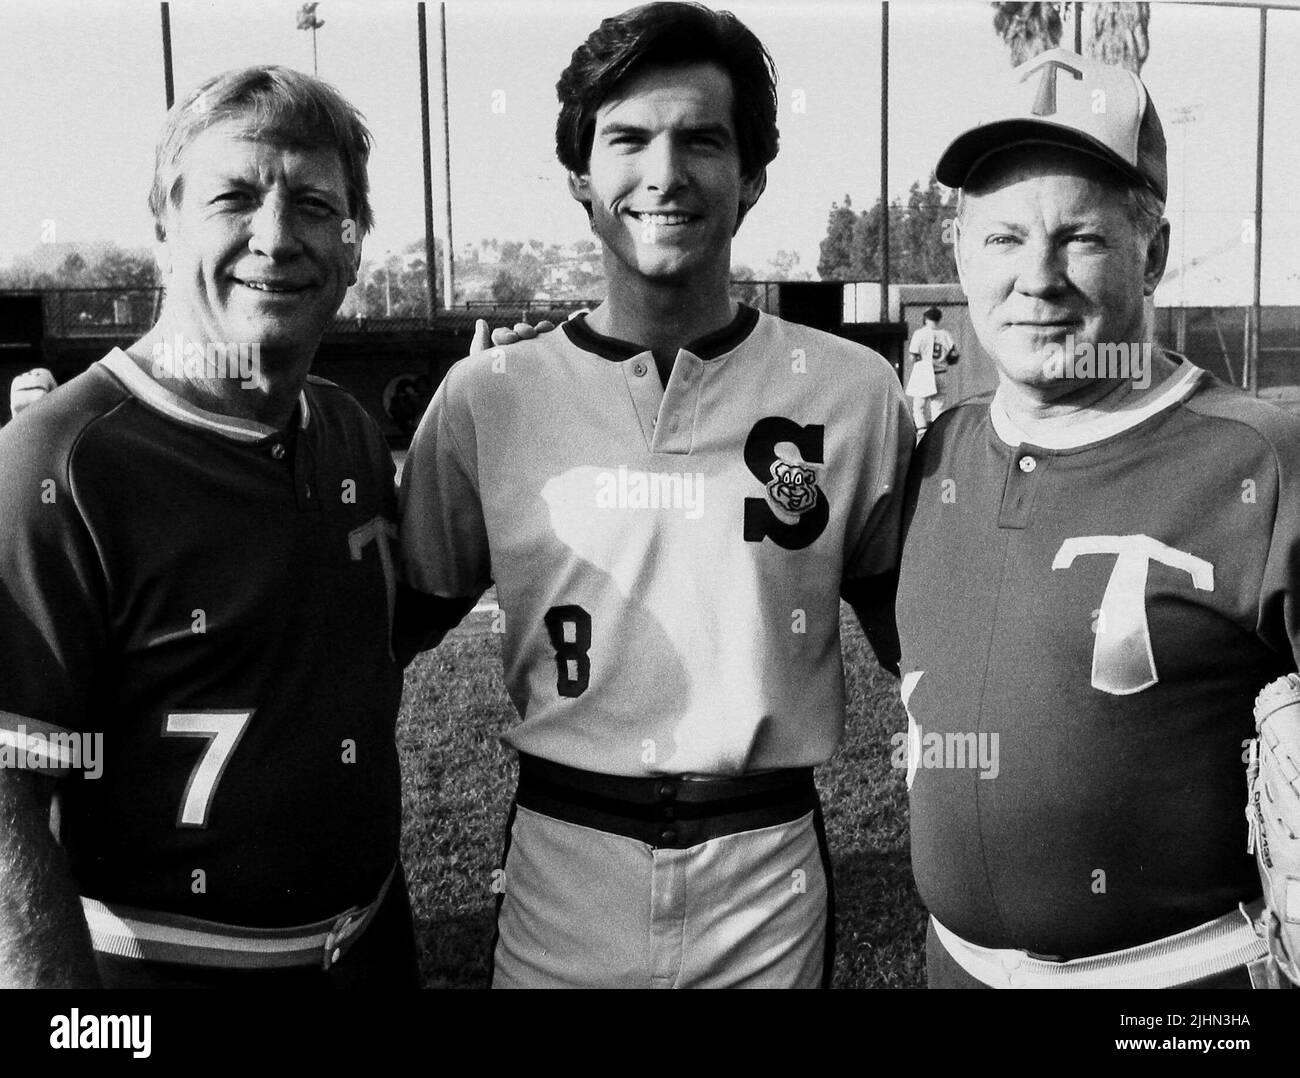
<box><xmin>0</xmin><ymin>67</ymin><xmax>416</xmax><ymax>988</ymax></box>
<box><xmin>398</xmin><ymin>1</ymin><xmax>912</xmax><ymax>988</ymax></box>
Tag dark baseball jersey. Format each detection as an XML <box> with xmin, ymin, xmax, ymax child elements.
<box><xmin>897</xmin><ymin>356</ymin><xmax>1298</xmax><ymax>958</ymax></box>
<box><xmin>400</xmin><ymin>306</ymin><xmax>912</xmax><ymax>776</ymax></box>
<box><xmin>0</xmin><ymin>350</ymin><xmax>403</xmax><ymax>927</ymax></box>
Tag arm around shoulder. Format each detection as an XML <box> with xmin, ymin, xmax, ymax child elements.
<box><xmin>395</xmin><ymin>369</ymin><xmax>493</xmax><ymax>663</ymax></box>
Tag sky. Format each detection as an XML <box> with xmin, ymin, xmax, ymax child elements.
<box><xmin>1</xmin><ymin>0</ymin><xmax>1297</xmax><ymax>303</ymax></box>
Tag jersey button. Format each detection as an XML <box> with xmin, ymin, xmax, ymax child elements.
<box><xmin>1018</xmin><ymin>455</ymin><xmax>1037</xmax><ymax>473</ymax></box>
<box><xmin>659</xmin><ymin>827</ymin><xmax>678</xmax><ymax>845</ymax></box>
<box><xmin>271</xmin><ymin>444</ymin><xmax>285</xmax><ymax>460</ymax></box>
<box><xmin>632</xmin><ymin>361</ymin><xmax>647</xmax><ymax>377</ymax></box>
<box><xmin>656</xmin><ymin>781</ymin><xmax>677</xmax><ymax>800</ymax></box>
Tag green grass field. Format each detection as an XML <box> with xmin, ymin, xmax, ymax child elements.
<box><xmin>397</xmin><ymin>601</ymin><xmax>926</xmax><ymax>988</ymax></box>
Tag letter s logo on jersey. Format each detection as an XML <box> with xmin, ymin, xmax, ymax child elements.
<box><xmin>743</xmin><ymin>417</ymin><xmax>829</xmax><ymax>550</ymax></box>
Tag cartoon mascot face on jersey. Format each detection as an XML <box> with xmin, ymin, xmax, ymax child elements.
<box><xmin>767</xmin><ymin>457</ymin><xmax>819</xmax><ymax>518</ymax></box>
<box><xmin>743</xmin><ymin>417</ymin><xmax>829</xmax><ymax>550</ymax></box>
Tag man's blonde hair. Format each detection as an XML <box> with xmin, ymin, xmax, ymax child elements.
<box><xmin>149</xmin><ymin>66</ymin><xmax>374</xmax><ymax>237</ymax></box>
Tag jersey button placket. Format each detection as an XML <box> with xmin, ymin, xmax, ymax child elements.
<box><xmin>292</xmin><ymin>431</ymin><xmax>321</xmax><ymax>512</ymax></box>
<box><xmin>997</xmin><ymin>447</ymin><xmax>1047</xmax><ymax>529</ymax></box>
<box><xmin>652</xmin><ymin>354</ymin><xmax>700</xmax><ymax>455</ymax></box>
<box><xmin>624</xmin><ymin>352</ymin><xmax>661</xmax><ymax>449</ymax></box>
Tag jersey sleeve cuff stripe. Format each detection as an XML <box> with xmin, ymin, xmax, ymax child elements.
<box><xmin>0</xmin><ymin>711</ymin><xmax>83</xmax><ymax>773</ymax></box>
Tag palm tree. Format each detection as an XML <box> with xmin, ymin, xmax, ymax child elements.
<box><xmin>991</xmin><ymin>2</ymin><xmax>1063</xmax><ymax>66</ymax></box>
<box><xmin>297</xmin><ymin>3</ymin><xmax>325</xmax><ymax>76</ymax></box>
<box><xmin>991</xmin><ymin>3</ymin><xmax>1150</xmax><ymax>73</ymax></box>
<box><xmin>1086</xmin><ymin>3</ymin><xmax>1149</xmax><ymax>73</ymax></box>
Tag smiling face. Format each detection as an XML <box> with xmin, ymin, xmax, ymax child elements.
<box><xmin>955</xmin><ymin>147</ymin><xmax>1168</xmax><ymax>393</ymax></box>
<box><xmin>569</xmin><ymin>62</ymin><xmax>763</xmax><ymax>296</ymax></box>
<box><xmin>155</xmin><ymin>119</ymin><xmax>361</xmax><ymax>367</ymax></box>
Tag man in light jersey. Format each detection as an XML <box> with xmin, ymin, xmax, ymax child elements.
<box><xmin>399</xmin><ymin>1</ymin><xmax>911</xmax><ymax>988</ymax></box>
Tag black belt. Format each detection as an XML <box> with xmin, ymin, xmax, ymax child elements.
<box><xmin>514</xmin><ymin>753</ymin><xmax>817</xmax><ymax>849</ymax></box>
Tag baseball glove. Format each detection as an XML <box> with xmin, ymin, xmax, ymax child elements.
<box><xmin>1246</xmin><ymin>674</ymin><xmax>1300</xmax><ymax>986</ymax></box>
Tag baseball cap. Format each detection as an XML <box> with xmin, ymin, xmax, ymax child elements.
<box><xmin>936</xmin><ymin>48</ymin><xmax>1167</xmax><ymax>201</ymax></box>
<box><xmin>10</xmin><ymin>367</ymin><xmax>57</xmax><ymax>417</ymax></box>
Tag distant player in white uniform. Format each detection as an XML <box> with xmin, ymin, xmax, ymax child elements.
<box><xmin>398</xmin><ymin>1</ymin><xmax>912</xmax><ymax>988</ymax></box>
<box><xmin>905</xmin><ymin>307</ymin><xmax>958</xmax><ymax>432</ymax></box>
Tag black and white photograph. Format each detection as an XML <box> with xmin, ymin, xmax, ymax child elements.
<box><xmin>0</xmin><ymin>0</ymin><xmax>1297</xmax><ymax>1049</ymax></box>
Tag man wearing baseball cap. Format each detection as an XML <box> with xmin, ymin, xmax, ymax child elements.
<box><xmin>896</xmin><ymin>48</ymin><xmax>1296</xmax><ymax>988</ymax></box>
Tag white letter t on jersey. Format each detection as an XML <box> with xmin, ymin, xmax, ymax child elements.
<box><xmin>1052</xmin><ymin>535</ymin><xmax>1213</xmax><ymax>696</ymax></box>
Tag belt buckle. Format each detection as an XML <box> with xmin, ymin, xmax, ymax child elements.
<box><xmin>321</xmin><ymin>905</ymin><xmax>367</xmax><ymax>971</ymax></box>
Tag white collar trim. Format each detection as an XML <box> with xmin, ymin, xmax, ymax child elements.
<box><xmin>989</xmin><ymin>359</ymin><xmax>1201</xmax><ymax>450</ymax></box>
<box><xmin>100</xmin><ymin>349</ymin><xmax>310</xmax><ymax>443</ymax></box>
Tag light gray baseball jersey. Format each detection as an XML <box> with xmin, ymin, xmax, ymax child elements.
<box><xmin>400</xmin><ymin>306</ymin><xmax>911</xmax><ymax>776</ymax></box>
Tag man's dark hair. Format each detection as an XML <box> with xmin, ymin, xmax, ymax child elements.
<box><xmin>555</xmin><ymin>2</ymin><xmax>779</xmax><ymax>182</ymax></box>
<box><xmin>924</xmin><ymin>307</ymin><xmax>942</xmax><ymax>323</ymax></box>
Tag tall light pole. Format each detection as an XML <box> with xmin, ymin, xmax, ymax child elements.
<box><xmin>1248</xmin><ymin>7</ymin><xmax>1267</xmax><ymax>396</ymax></box>
<box><xmin>297</xmin><ymin>3</ymin><xmax>324</xmax><ymax>76</ymax></box>
<box><xmin>879</xmin><ymin>1</ymin><xmax>889</xmax><ymax>322</ymax></box>
<box><xmin>418</xmin><ymin>4</ymin><xmax>437</xmax><ymax>320</ymax></box>
<box><xmin>1168</xmin><ymin>103</ymin><xmax>1201</xmax><ymax>352</ymax></box>
<box><xmin>160</xmin><ymin>3</ymin><xmax>175</xmax><ymax>108</ymax></box>
<box><xmin>439</xmin><ymin>3</ymin><xmax>455</xmax><ymax>309</ymax></box>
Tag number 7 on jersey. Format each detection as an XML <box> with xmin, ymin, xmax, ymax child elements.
<box><xmin>163</xmin><ymin>710</ymin><xmax>254</xmax><ymax>828</ymax></box>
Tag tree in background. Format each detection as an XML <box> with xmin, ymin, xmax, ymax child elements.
<box><xmin>98</xmin><ymin>247</ymin><xmax>161</xmax><ymax>289</ymax></box>
<box><xmin>342</xmin><ymin>236</ymin><xmax>609</xmax><ymax>315</ymax></box>
<box><xmin>490</xmin><ymin>269</ymin><xmax>535</xmax><ymax>305</ymax></box>
<box><xmin>818</xmin><ymin>196</ymin><xmax>858</xmax><ymax>280</ymax></box>
<box><xmin>764</xmin><ymin>250</ymin><xmax>812</xmax><ymax>281</ymax></box>
<box><xmin>0</xmin><ymin>243</ymin><xmax>158</xmax><ymax>290</ymax></box>
<box><xmin>991</xmin><ymin>2</ymin><xmax>1063</xmax><ymax>64</ymax></box>
<box><xmin>899</xmin><ymin>180</ymin><xmax>959</xmax><ymax>283</ymax></box>
<box><xmin>351</xmin><ymin>239</ymin><xmax>445</xmax><ymax>317</ymax></box>
<box><xmin>991</xmin><ymin>2</ymin><xmax>1149</xmax><ymax>73</ymax></box>
<box><xmin>729</xmin><ymin>264</ymin><xmax>764</xmax><ymax>310</ymax></box>
<box><xmin>817</xmin><ymin>178</ymin><xmax>957</xmax><ymax>284</ymax></box>
<box><xmin>1086</xmin><ymin>2</ymin><xmax>1149</xmax><ymax>72</ymax></box>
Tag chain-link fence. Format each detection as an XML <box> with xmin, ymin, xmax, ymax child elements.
<box><xmin>20</xmin><ymin>287</ymin><xmax>1299</xmax><ymax>396</ymax></box>
<box><xmin>1154</xmin><ymin>306</ymin><xmax>1300</xmax><ymax>393</ymax></box>
<box><xmin>36</xmin><ymin>288</ymin><xmax>163</xmax><ymax>336</ymax></box>
<box><xmin>19</xmin><ymin>287</ymin><xmax>610</xmax><ymax>338</ymax></box>
<box><xmin>18</xmin><ymin>285</ymin><xmax>787</xmax><ymax>337</ymax></box>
